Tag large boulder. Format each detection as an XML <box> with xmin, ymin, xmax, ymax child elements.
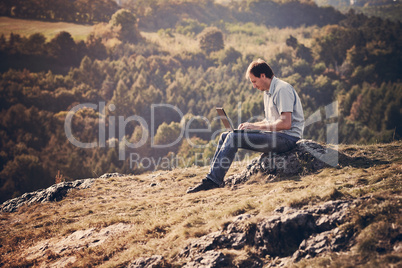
<box><xmin>225</xmin><ymin>139</ymin><xmax>347</xmax><ymax>187</ymax></box>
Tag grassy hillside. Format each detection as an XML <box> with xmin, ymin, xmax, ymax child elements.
<box><xmin>0</xmin><ymin>15</ymin><xmax>317</xmax><ymax>58</ymax></box>
<box><xmin>143</xmin><ymin>23</ymin><xmax>318</xmax><ymax>62</ymax></box>
<box><xmin>0</xmin><ymin>5</ymin><xmax>401</xmax><ymax>265</ymax></box>
<box><xmin>0</xmin><ymin>2</ymin><xmax>401</xmax><ymax>212</ymax></box>
<box><xmin>313</xmin><ymin>0</ymin><xmax>402</xmax><ymax>22</ymax></box>
<box><xmin>0</xmin><ymin>16</ymin><xmax>93</xmax><ymax>41</ymax></box>
<box><xmin>0</xmin><ymin>141</ymin><xmax>401</xmax><ymax>267</ymax></box>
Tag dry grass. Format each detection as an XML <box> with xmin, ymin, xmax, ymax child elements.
<box><xmin>225</xmin><ymin>25</ymin><xmax>319</xmax><ymax>61</ymax></box>
<box><xmin>142</xmin><ymin>24</ymin><xmax>319</xmax><ymax>61</ymax></box>
<box><xmin>0</xmin><ymin>16</ymin><xmax>93</xmax><ymax>41</ymax></box>
<box><xmin>0</xmin><ymin>141</ymin><xmax>401</xmax><ymax>267</ymax></box>
<box><xmin>0</xmin><ymin>15</ymin><xmax>318</xmax><ymax>65</ymax></box>
<box><xmin>142</xmin><ymin>31</ymin><xmax>200</xmax><ymax>55</ymax></box>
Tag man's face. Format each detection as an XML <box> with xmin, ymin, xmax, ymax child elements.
<box><xmin>249</xmin><ymin>73</ymin><xmax>268</xmax><ymax>91</ymax></box>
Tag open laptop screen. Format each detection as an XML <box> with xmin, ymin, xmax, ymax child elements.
<box><xmin>216</xmin><ymin>107</ymin><xmax>234</xmax><ymax>131</ymax></box>
<box><xmin>216</xmin><ymin>107</ymin><xmax>261</xmax><ymax>133</ymax></box>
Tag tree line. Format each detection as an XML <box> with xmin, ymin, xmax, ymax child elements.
<box><xmin>122</xmin><ymin>0</ymin><xmax>345</xmax><ymax>31</ymax></box>
<box><xmin>0</xmin><ymin>0</ymin><xmax>119</xmax><ymax>23</ymax></box>
<box><xmin>0</xmin><ymin>31</ymin><xmax>105</xmax><ymax>74</ymax></box>
<box><xmin>0</xmin><ymin>9</ymin><xmax>142</xmax><ymax>74</ymax></box>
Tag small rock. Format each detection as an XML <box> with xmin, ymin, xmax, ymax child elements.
<box><xmin>179</xmin><ymin>232</ymin><xmax>228</xmax><ymax>260</ymax></box>
<box><xmin>127</xmin><ymin>255</ymin><xmax>169</xmax><ymax>268</ymax></box>
<box><xmin>183</xmin><ymin>250</ymin><xmax>229</xmax><ymax>268</ymax></box>
<box><xmin>292</xmin><ymin>227</ymin><xmax>351</xmax><ymax>262</ymax></box>
<box><xmin>99</xmin><ymin>173</ymin><xmax>125</xmax><ymax>178</ymax></box>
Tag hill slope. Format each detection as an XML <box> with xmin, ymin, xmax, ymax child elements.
<box><xmin>0</xmin><ymin>141</ymin><xmax>401</xmax><ymax>267</ymax></box>
<box><xmin>0</xmin><ymin>16</ymin><xmax>93</xmax><ymax>41</ymax></box>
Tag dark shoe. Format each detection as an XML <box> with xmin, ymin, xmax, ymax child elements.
<box><xmin>186</xmin><ymin>178</ymin><xmax>219</xmax><ymax>194</ymax></box>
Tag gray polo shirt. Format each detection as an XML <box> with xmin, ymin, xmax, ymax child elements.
<box><xmin>263</xmin><ymin>76</ymin><xmax>304</xmax><ymax>138</ymax></box>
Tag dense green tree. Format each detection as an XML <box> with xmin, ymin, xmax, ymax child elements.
<box><xmin>153</xmin><ymin>121</ymin><xmax>183</xmax><ymax>159</ymax></box>
<box><xmin>176</xmin><ymin>18</ymin><xmax>206</xmax><ymax>36</ymax></box>
<box><xmin>198</xmin><ymin>27</ymin><xmax>224</xmax><ymax>54</ymax></box>
<box><xmin>1</xmin><ymin>0</ymin><xmax>118</xmax><ymax>22</ymax></box>
<box><xmin>219</xmin><ymin>47</ymin><xmax>242</xmax><ymax>66</ymax></box>
<box><xmin>153</xmin><ymin>122</ymin><xmax>182</xmax><ymax>147</ymax></box>
<box><xmin>23</xmin><ymin>33</ymin><xmax>46</xmax><ymax>55</ymax></box>
<box><xmin>47</xmin><ymin>31</ymin><xmax>80</xmax><ymax>64</ymax></box>
<box><xmin>0</xmin><ymin>154</ymin><xmax>50</xmax><ymax>202</ymax></box>
<box><xmin>109</xmin><ymin>9</ymin><xmax>142</xmax><ymax>44</ymax></box>
<box><xmin>86</xmin><ymin>34</ymin><xmax>108</xmax><ymax>60</ymax></box>
<box><xmin>314</xmin><ymin>25</ymin><xmax>356</xmax><ymax>69</ymax></box>
<box><xmin>176</xmin><ymin>137</ymin><xmax>209</xmax><ymax>167</ymax></box>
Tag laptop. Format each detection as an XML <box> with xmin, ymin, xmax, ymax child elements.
<box><xmin>216</xmin><ymin>107</ymin><xmax>261</xmax><ymax>133</ymax></box>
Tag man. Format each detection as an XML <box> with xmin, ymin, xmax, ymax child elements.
<box><xmin>187</xmin><ymin>59</ymin><xmax>304</xmax><ymax>193</ymax></box>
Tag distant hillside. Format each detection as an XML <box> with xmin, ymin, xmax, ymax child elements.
<box><xmin>313</xmin><ymin>0</ymin><xmax>402</xmax><ymax>22</ymax></box>
<box><xmin>0</xmin><ymin>141</ymin><xmax>401</xmax><ymax>267</ymax></box>
<box><xmin>0</xmin><ymin>16</ymin><xmax>93</xmax><ymax>41</ymax></box>
<box><xmin>0</xmin><ymin>0</ymin><xmax>119</xmax><ymax>23</ymax></box>
<box><xmin>134</xmin><ymin>0</ymin><xmax>344</xmax><ymax>31</ymax></box>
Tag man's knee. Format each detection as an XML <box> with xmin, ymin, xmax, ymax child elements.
<box><xmin>221</xmin><ymin>131</ymin><xmax>240</xmax><ymax>149</ymax></box>
<box><xmin>220</xmin><ymin>131</ymin><xmax>230</xmax><ymax>141</ymax></box>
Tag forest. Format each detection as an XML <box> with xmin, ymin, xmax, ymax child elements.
<box><xmin>0</xmin><ymin>0</ymin><xmax>401</xmax><ymax>203</ymax></box>
<box><xmin>0</xmin><ymin>0</ymin><xmax>119</xmax><ymax>23</ymax></box>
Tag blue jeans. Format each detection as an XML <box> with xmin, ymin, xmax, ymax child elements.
<box><xmin>206</xmin><ymin>131</ymin><xmax>299</xmax><ymax>185</ymax></box>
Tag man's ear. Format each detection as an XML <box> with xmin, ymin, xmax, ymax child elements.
<box><xmin>260</xmin><ymin>73</ymin><xmax>266</xmax><ymax>79</ymax></box>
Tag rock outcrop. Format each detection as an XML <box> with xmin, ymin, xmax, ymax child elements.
<box><xmin>99</xmin><ymin>172</ymin><xmax>125</xmax><ymax>179</ymax></box>
<box><xmin>0</xmin><ymin>173</ymin><xmax>126</xmax><ymax>213</ymax></box>
<box><xmin>127</xmin><ymin>255</ymin><xmax>170</xmax><ymax>268</ymax></box>
<box><xmin>225</xmin><ymin>139</ymin><xmax>346</xmax><ymax>187</ymax></box>
<box><xmin>25</xmin><ymin>223</ymin><xmax>134</xmax><ymax>267</ymax></box>
<box><xmin>0</xmin><ymin>178</ymin><xmax>95</xmax><ymax>213</ymax></box>
<box><xmin>177</xmin><ymin>199</ymin><xmax>361</xmax><ymax>267</ymax></box>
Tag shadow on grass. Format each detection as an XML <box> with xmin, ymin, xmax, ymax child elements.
<box><xmin>339</xmin><ymin>149</ymin><xmax>390</xmax><ymax>169</ymax></box>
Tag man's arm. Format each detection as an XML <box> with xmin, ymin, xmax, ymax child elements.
<box><xmin>238</xmin><ymin>112</ymin><xmax>292</xmax><ymax>131</ymax></box>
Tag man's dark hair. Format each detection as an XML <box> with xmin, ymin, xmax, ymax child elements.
<box><xmin>246</xmin><ymin>59</ymin><xmax>274</xmax><ymax>79</ymax></box>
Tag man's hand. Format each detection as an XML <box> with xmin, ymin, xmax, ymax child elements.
<box><xmin>238</xmin><ymin>112</ymin><xmax>292</xmax><ymax>131</ymax></box>
<box><xmin>238</xmin><ymin>122</ymin><xmax>254</xmax><ymax>130</ymax></box>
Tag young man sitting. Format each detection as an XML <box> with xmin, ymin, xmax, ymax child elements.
<box><xmin>187</xmin><ymin>59</ymin><xmax>305</xmax><ymax>193</ymax></box>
